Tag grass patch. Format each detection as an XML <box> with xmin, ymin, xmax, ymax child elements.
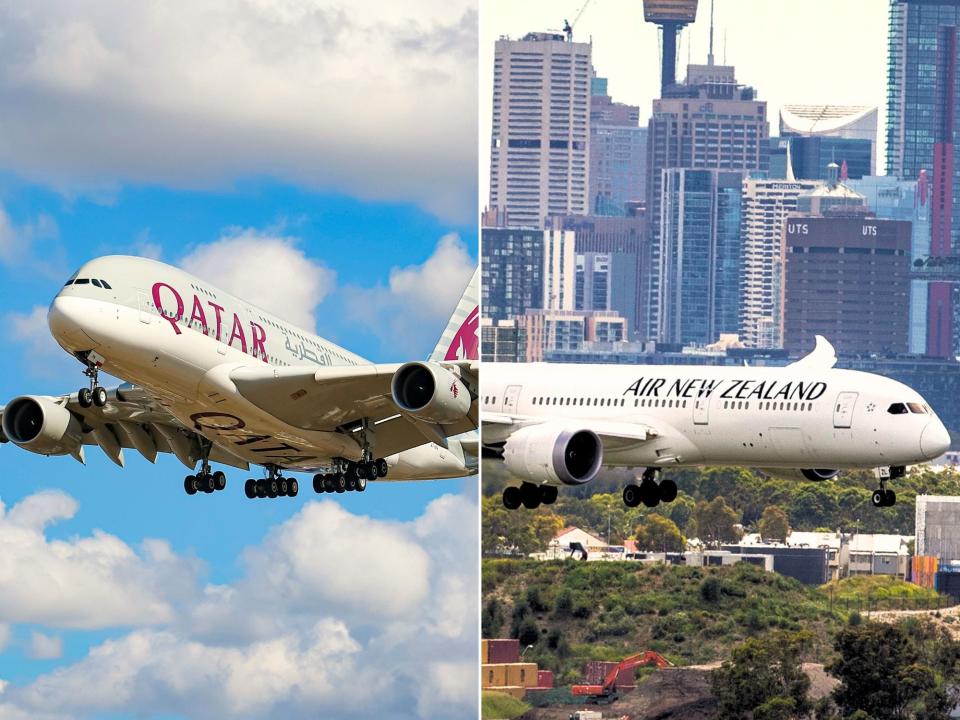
<box><xmin>481</xmin><ymin>690</ymin><xmax>530</xmax><ymax>720</ymax></box>
<box><xmin>820</xmin><ymin>575</ymin><xmax>940</xmax><ymax>602</ymax></box>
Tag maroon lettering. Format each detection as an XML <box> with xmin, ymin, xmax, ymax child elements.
<box><xmin>250</xmin><ymin>322</ymin><xmax>267</xmax><ymax>362</ymax></box>
<box><xmin>189</xmin><ymin>295</ymin><xmax>208</xmax><ymax>333</ymax></box>
<box><xmin>152</xmin><ymin>282</ymin><xmax>184</xmax><ymax>335</ymax></box>
<box><xmin>208</xmin><ymin>302</ymin><xmax>225</xmax><ymax>341</ymax></box>
<box><xmin>228</xmin><ymin>313</ymin><xmax>247</xmax><ymax>353</ymax></box>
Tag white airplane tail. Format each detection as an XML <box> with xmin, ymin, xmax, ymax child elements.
<box><xmin>429</xmin><ymin>268</ymin><xmax>479</xmax><ymax>362</ymax></box>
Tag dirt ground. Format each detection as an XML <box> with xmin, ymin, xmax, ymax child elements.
<box><xmin>864</xmin><ymin>603</ymin><xmax>960</xmax><ymax>638</ymax></box>
<box><xmin>519</xmin><ymin>664</ymin><xmax>837</xmax><ymax>720</ymax></box>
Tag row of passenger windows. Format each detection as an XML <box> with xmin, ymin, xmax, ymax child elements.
<box><xmin>725</xmin><ymin>400</ymin><xmax>814</xmax><ymax>412</ymax></box>
<box><xmin>64</xmin><ymin>277</ymin><xmax>112</xmax><ymax>289</ymax></box>
<box><xmin>189</xmin><ymin>283</ymin><xmax>217</xmax><ymax>299</ymax></box>
<box><xmin>481</xmin><ymin>396</ymin><xmax>819</xmax><ymax>413</ymax></box>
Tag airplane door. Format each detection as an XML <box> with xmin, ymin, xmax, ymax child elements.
<box><xmin>501</xmin><ymin>385</ymin><xmax>522</xmax><ymax>414</ymax></box>
<box><xmin>693</xmin><ymin>393</ymin><xmax>710</xmax><ymax>425</ymax></box>
<box><xmin>833</xmin><ymin>392</ymin><xmax>858</xmax><ymax>429</ymax></box>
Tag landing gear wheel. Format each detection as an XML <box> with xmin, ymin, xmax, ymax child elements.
<box><xmin>540</xmin><ymin>485</ymin><xmax>558</xmax><ymax>505</ymax></box>
<box><xmin>335</xmin><ymin>474</ymin><xmax>346</xmax><ymax>493</ymax></box>
<box><xmin>267</xmin><ymin>479</ymin><xmax>279</xmax><ymax>499</ymax></box>
<box><xmin>659</xmin><ymin>479</ymin><xmax>678</xmax><ymax>503</ymax></box>
<box><xmin>213</xmin><ymin>471</ymin><xmax>226</xmax><ymax>491</ymax></box>
<box><xmin>640</xmin><ymin>480</ymin><xmax>660</xmax><ymax>508</ymax></box>
<box><xmin>623</xmin><ymin>484</ymin><xmax>641</xmax><ymax>508</ymax></box>
<box><xmin>376</xmin><ymin>458</ymin><xmax>388</xmax><ymax>477</ymax></box>
<box><xmin>502</xmin><ymin>486</ymin><xmax>522</xmax><ymax>510</ymax></box>
<box><xmin>78</xmin><ymin>388</ymin><xmax>93</xmax><ymax>408</ymax></box>
<box><xmin>255</xmin><ymin>480</ymin><xmax>267</xmax><ymax>498</ymax></box>
<box><xmin>356</xmin><ymin>476</ymin><xmax>367</xmax><ymax>492</ymax></box>
<box><xmin>92</xmin><ymin>386</ymin><xmax>107</xmax><ymax>407</ymax></box>
<box><xmin>288</xmin><ymin>479</ymin><xmax>298</xmax><ymax>497</ymax></box>
<box><xmin>324</xmin><ymin>477</ymin><xmax>335</xmax><ymax>493</ymax></box>
<box><xmin>184</xmin><ymin>475</ymin><xmax>198</xmax><ymax>495</ymax></box>
<box><xmin>885</xmin><ymin>489</ymin><xmax>896</xmax><ymax>506</ymax></box>
<box><xmin>244</xmin><ymin>479</ymin><xmax>256</xmax><ymax>499</ymax></box>
<box><xmin>356</xmin><ymin>463</ymin><xmax>368</xmax><ymax>480</ymax></box>
<box><xmin>203</xmin><ymin>474</ymin><xmax>215</xmax><ymax>493</ymax></box>
<box><xmin>278</xmin><ymin>477</ymin><xmax>289</xmax><ymax>496</ymax></box>
<box><xmin>872</xmin><ymin>489</ymin><xmax>886</xmax><ymax>508</ymax></box>
<box><xmin>313</xmin><ymin>475</ymin><xmax>323</xmax><ymax>494</ymax></box>
<box><xmin>346</xmin><ymin>465</ymin><xmax>359</xmax><ymax>481</ymax></box>
<box><xmin>346</xmin><ymin>477</ymin><xmax>357</xmax><ymax>492</ymax></box>
<box><xmin>520</xmin><ymin>483</ymin><xmax>541</xmax><ymax>509</ymax></box>
<box><xmin>365</xmin><ymin>461</ymin><xmax>379</xmax><ymax>480</ymax></box>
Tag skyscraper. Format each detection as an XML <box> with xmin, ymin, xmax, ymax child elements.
<box><xmin>645</xmin><ymin>62</ymin><xmax>769</xmax><ymax>341</ymax></box>
<box><xmin>589</xmin><ymin>74</ymin><xmax>646</xmax><ymax>216</ymax></box>
<box><xmin>488</xmin><ymin>32</ymin><xmax>592</xmax><ymax>228</ymax></box>
<box><xmin>887</xmin><ymin>1</ymin><xmax>960</xmax><ymax>357</ymax></box>
<box><xmin>739</xmin><ymin>178</ymin><xmax>821</xmax><ymax>348</ymax></box>
<box><xmin>780</xmin><ymin>104</ymin><xmax>878</xmax><ymax>176</ymax></box>
<box><xmin>659</xmin><ymin>168</ymin><xmax>744</xmax><ymax>345</ymax></box>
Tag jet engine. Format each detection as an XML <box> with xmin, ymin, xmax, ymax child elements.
<box><xmin>1</xmin><ymin>396</ymin><xmax>83</xmax><ymax>457</ymax></box>
<box><xmin>503</xmin><ymin>424</ymin><xmax>603</xmax><ymax>485</ymax></box>
<box><xmin>757</xmin><ymin>468</ymin><xmax>841</xmax><ymax>482</ymax></box>
<box><xmin>391</xmin><ymin>362</ymin><xmax>470</xmax><ymax>425</ymax></box>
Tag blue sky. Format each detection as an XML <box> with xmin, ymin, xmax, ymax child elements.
<box><xmin>0</xmin><ymin>1</ymin><xmax>478</xmax><ymax>717</ymax></box>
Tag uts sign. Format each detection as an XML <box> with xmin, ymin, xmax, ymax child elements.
<box><xmin>152</xmin><ymin>282</ymin><xmax>268</xmax><ymax>361</ymax></box>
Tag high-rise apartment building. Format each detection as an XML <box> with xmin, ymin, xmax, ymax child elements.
<box><xmin>645</xmin><ymin>62</ymin><xmax>769</xmax><ymax>340</ymax></box>
<box><xmin>489</xmin><ymin>32</ymin><xmax>592</xmax><ymax>228</ymax></box>
<box><xmin>659</xmin><ymin>168</ymin><xmax>744</xmax><ymax>345</ymax></box>
<box><xmin>739</xmin><ymin>178</ymin><xmax>821</xmax><ymax>348</ymax></box>
<box><xmin>887</xmin><ymin>0</ymin><xmax>960</xmax><ymax>357</ymax></box>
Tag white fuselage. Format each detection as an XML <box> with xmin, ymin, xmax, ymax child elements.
<box><xmin>46</xmin><ymin>255</ymin><xmax>470</xmax><ymax>479</ymax></box>
<box><xmin>482</xmin><ymin>361</ymin><xmax>950</xmax><ymax>474</ymax></box>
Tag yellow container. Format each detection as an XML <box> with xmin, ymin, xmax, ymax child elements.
<box><xmin>504</xmin><ymin>662</ymin><xmax>539</xmax><ymax>688</ymax></box>
<box><xmin>481</xmin><ymin>639</ymin><xmax>489</xmax><ymax>664</ymax></box>
<box><xmin>482</xmin><ymin>663</ymin><xmax>507</xmax><ymax>688</ymax></box>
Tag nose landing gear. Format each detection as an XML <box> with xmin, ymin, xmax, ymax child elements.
<box><xmin>871</xmin><ymin>466</ymin><xmax>904</xmax><ymax>507</ymax></box>
<box><xmin>76</xmin><ymin>355</ymin><xmax>108</xmax><ymax>408</ymax></box>
<box><xmin>622</xmin><ymin>468</ymin><xmax>677</xmax><ymax>508</ymax></box>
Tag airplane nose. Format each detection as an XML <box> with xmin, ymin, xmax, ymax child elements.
<box><xmin>47</xmin><ymin>296</ymin><xmax>99</xmax><ymax>352</ymax></box>
<box><xmin>921</xmin><ymin>420</ymin><xmax>951</xmax><ymax>460</ymax></box>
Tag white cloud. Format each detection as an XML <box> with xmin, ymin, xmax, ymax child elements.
<box><xmin>343</xmin><ymin>233</ymin><xmax>475</xmax><ymax>357</ymax></box>
<box><xmin>7</xmin><ymin>306</ymin><xmax>77</xmax><ymax>380</ymax></box>
<box><xmin>0</xmin><ymin>492</ymin><xmax>479</xmax><ymax>719</ymax></box>
<box><xmin>27</xmin><ymin>633</ymin><xmax>62</xmax><ymax>661</ymax></box>
<box><xmin>0</xmin><ymin>1</ymin><xmax>478</xmax><ymax>221</ymax></box>
<box><xmin>179</xmin><ymin>230</ymin><xmax>336</xmax><ymax>330</ymax></box>
<box><xmin>0</xmin><ymin>204</ymin><xmax>65</xmax><ymax>280</ymax></box>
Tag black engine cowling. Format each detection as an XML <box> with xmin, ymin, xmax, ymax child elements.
<box><xmin>503</xmin><ymin>424</ymin><xmax>603</xmax><ymax>485</ymax></box>
<box><xmin>1</xmin><ymin>395</ymin><xmax>83</xmax><ymax>456</ymax></box>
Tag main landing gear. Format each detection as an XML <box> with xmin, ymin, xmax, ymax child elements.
<box><xmin>76</xmin><ymin>358</ymin><xmax>107</xmax><ymax>408</ymax></box>
<box><xmin>243</xmin><ymin>466</ymin><xmax>299</xmax><ymax>500</ymax></box>
<box><xmin>622</xmin><ymin>468</ymin><xmax>677</xmax><ymax>508</ymax></box>
<box><xmin>184</xmin><ymin>468</ymin><xmax>227</xmax><ymax>495</ymax></box>
<box><xmin>501</xmin><ymin>482</ymin><xmax>558</xmax><ymax>510</ymax></box>
<box><xmin>312</xmin><ymin>458</ymin><xmax>389</xmax><ymax>494</ymax></box>
<box><xmin>871</xmin><ymin>465</ymin><xmax>904</xmax><ymax>508</ymax></box>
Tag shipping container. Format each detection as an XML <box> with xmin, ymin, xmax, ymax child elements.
<box><xmin>937</xmin><ymin>571</ymin><xmax>960</xmax><ymax>601</ymax></box>
<box><xmin>504</xmin><ymin>662</ymin><xmax>539</xmax><ymax>688</ymax></box>
<box><xmin>481</xmin><ymin>639</ymin><xmax>489</xmax><ymax>664</ymax></box>
<box><xmin>487</xmin><ymin>638</ymin><xmax>520</xmax><ymax>664</ymax></box>
<box><xmin>537</xmin><ymin>669</ymin><xmax>554</xmax><ymax>688</ymax></box>
<box><xmin>912</xmin><ymin>556</ymin><xmax>939</xmax><ymax>590</ymax></box>
<box><xmin>482</xmin><ymin>663</ymin><xmax>507</xmax><ymax>688</ymax></box>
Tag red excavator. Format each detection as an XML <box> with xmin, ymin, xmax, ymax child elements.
<box><xmin>571</xmin><ymin>651</ymin><xmax>673</xmax><ymax>704</ymax></box>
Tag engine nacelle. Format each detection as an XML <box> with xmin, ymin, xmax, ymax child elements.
<box><xmin>757</xmin><ymin>467</ymin><xmax>841</xmax><ymax>482</ymax></box>
<box><xmin>2</xmin><ymin>395</ymin><xmax>83</xmax><ymax>457</ymax></box>
<box><xmin>503</xmin><ymin>424</ymin><xmax>603</xmax><ymax>486</ymax></box>
<box><xmin>391</xmin><ymin>362</ymin><xmax>470</xmax><ymax>425</ymax></box>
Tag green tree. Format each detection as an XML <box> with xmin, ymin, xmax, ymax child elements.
<box><xmin>481</xmin><ymin>495</ymin><xmax>563</xmax><ymax>555</ymax></box>
<box><xmin>711</xmin><ymin>631</ymin><xmax>812</xmax><ymax>720</ymax></box>
<box><xmin>758</xmin><ymin>506</ymin><xmax>790</xmax><ymax>542</ymax></box>
<box><xmin>634</xmin><ymin>514</ymin><xmax>686</xmax><ymax>552</ymax></box>
<box><xmin>830</xmin><ymin>620</ymin><xmax>952</xmax><ymax>720</ymax></box>
<box><xmin>695</xmin><ymin>496</ymin><xmax>741</xmax><ymax>547</ymax></box>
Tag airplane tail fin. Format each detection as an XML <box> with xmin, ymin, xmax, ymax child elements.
<box><xmin>429</xmin><ymin>268</ymin><xmax>479</xmax><ymax>362</ymax></box>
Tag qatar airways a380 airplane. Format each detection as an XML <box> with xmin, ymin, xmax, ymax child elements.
<box><xmin>2</xmin><ymin>255</ymin><xmax>479</xmax><ymax>500</ymax></box>
<box><xmin>482</xmin><ymin>337</ymin><xmax>950</xmax><ymax>510</ymax></box>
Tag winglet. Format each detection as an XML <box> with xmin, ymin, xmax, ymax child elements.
<box><xmin>788</xmin><ymin>335</ymin><xmax>837</xmax><ymax>370</ymax></box>
<box><xmin>429</xmin><ymin>268</ymin><xmax>479</xmax><ymax>362</ymax></box>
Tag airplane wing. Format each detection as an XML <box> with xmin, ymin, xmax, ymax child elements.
<box><xmin>228</xmin><ymin>361</ymin><xmax>479</xmax><ymax>458</ymax></box>
<box><xmin>0</xmin><ymin>384</ymin><xmax>250</xmax><ymax>471</ymax></box>
<box><xmin>483</xmin><ymin>415</ymin><xmax>658</xmax><ymax>453</ymax></box>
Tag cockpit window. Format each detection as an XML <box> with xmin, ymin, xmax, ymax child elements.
<box><xmin>74</xmin><ymin>278</ymin><xmax>90</xmax><ymax>285</ymax></box>
<box><xmin>101</xmin><ymin>280</ymin><xmax>112</xmax><ymax>289</ymax></box>
<box><xmin>908</xmin><ymin>403</ymin><xmax>927</xmax><ymax>414</ymax></box>
<box><xmin>64</xmin><ymin>271</ymin><xmax>78</xmax><ymax>286</ymax></box>
<box><xmin>91</xmin><ymin>279</ymin><xmax>103</xmax><ymax>288</ymax></box>
<box><xmin>887</xmin><ymin>403</ymin><xmax>908</xmax><ymax>415</ymax></box>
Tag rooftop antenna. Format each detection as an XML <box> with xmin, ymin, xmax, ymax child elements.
<box><xmin>708</xmin><ymin>0</ymin><xmax>715</xmax><ymax>65</ymax></box>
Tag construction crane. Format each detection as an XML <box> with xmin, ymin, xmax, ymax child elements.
<box><xmin>564</xmin><ymin>0</ymin><xmax>595</xmax><ymax>41</ymax></box>
<box><xmin>571</xmin><ymin>651</ymin><xmax>673</xmax><ymax>704</ymax></box>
